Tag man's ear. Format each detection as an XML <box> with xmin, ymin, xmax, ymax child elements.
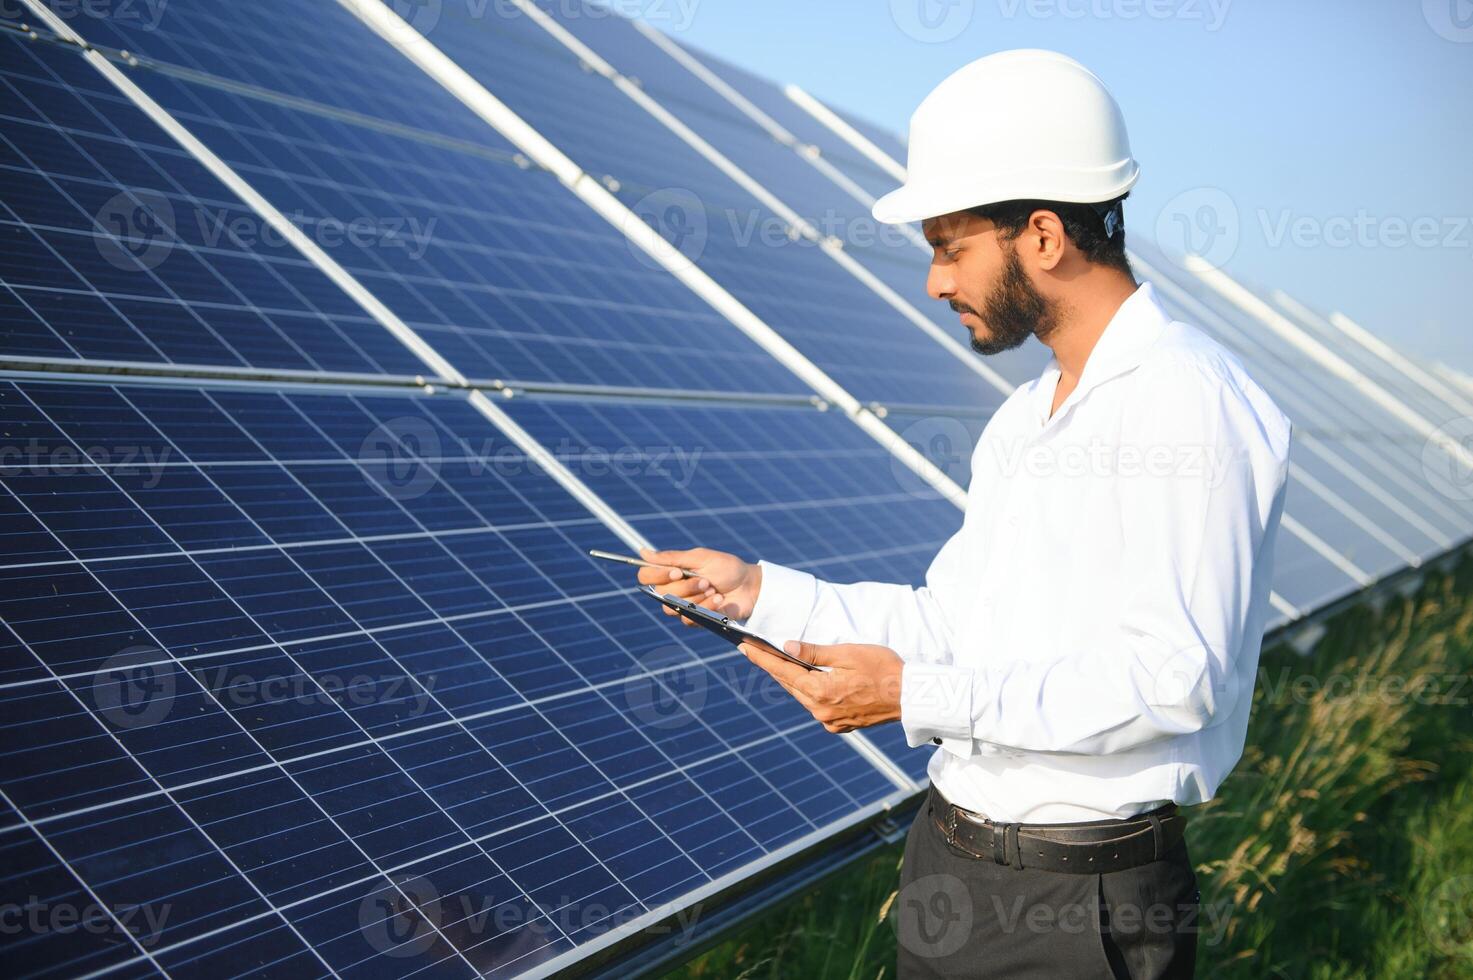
<box><xmin>1027</xmin><ymin>209</ymin><xmax>1067</xmax><ymax>272</ymax></box>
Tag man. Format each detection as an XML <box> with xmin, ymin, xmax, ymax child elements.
<box><xmin>636</xmin><ymin>49</ymin><xmax>1290</xmax><ymax>979</ymax></box>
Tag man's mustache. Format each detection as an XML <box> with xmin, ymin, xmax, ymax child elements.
<box><xmin>950</xmin><ymin>301</ymin><xmax>979</xmax><ymax>317</ymax></box>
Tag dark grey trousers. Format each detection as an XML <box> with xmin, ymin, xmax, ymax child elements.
<box><xmin>895</xmin><ymin>799</ymin><xmax>1200</xmax><ymax>979</ymax></box>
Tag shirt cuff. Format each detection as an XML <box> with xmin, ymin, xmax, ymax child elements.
<box><xmin>901</xmin><ymin>661</ymin><xmax>975</xmax><ymax>759</ymax></box>
<box><xmin>741</xmin><ymin>560</ymin><xmax>817</xmax><ymax>646</ymax></box>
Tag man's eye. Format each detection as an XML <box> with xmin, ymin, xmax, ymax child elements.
<box><xmin>945</xmin><ymin>249</ymin><xmax>960</xmax><ymax>260</ymax></box>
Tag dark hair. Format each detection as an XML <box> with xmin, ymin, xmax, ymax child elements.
<box><xmin>968</xmin><ymin>194</ymin><xmax>1132</xmax><ymax>275</ymax></box>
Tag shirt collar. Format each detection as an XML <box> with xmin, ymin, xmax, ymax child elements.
<box><xmin>1031</xmin><ymin>281</ymin><xmax>1170</xmax><ymax>429</ymax></box>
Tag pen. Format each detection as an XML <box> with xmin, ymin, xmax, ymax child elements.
<box><xmin>588</xmin><ymin>549</ymin><xmax>695</xmax><ymax>579</ymax></box>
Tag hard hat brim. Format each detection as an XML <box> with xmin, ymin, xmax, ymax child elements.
<box><xmin>871</xmin><ymin>165</ymin><xmax>1140</xmax><ymax>226</ymax></box>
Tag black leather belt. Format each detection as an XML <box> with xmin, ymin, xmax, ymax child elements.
<box><xmin>928</xmin><ymin>786</ymin><xmax>1186</xmax><ymax>875</ymax></box>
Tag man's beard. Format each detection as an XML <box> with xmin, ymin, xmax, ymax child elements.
<box><xmin>952</xmin><ymin>246</ymin><xmax>1060</xmax><ymax>356</ymax></box>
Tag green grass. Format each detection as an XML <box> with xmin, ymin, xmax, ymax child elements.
<box><xmin>662</xmin><ymin>555</ymin><xmax>1473</xmax><ymax>980</ymax></box>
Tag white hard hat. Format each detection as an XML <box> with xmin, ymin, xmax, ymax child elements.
<box><xmin>872</xmin><ymin>49</ymin><xmax>1140</xmax><ymax>225</ymax></box>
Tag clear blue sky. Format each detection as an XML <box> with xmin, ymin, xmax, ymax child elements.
<box><xmin>636</xmin><ymin>0</ymin><xmax>1473</xmax><ymax>371</ymax></box>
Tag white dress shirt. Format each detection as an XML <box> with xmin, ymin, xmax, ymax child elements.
<box><xmin>744</xmin><ymin>282</ymin><xmax>1292</xmax><ymax>824</ymax></box>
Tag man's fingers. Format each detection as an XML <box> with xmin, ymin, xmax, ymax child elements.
<box><xmin>739</xmin><ymin>643</ymin><xmax>810</xmax><ymax>699</ymax></box>
<box><xmin>783</xmin><ymin>639</ymin><xmax>838</xmax><ymax>667</ymax></box>
<box><xmin>636</xmin><ymin>565</ymin><xmax>671</xmax><ymax>585</ymax></box>
<box><xmin>740</xmin><ymin>640</ymin><xmax>816</xmax><ymax>691</ymax></box>
<box><xmin>648</xmin><ymin>578</ymin><xmax>704</xmax><ymax>599</ymax></box>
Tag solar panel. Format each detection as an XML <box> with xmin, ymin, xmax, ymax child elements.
<box><xmin>498</xmin><ymin>2</ymin><xmax>1052</xmax><ymax>393</ymax></box>
<box><xmin>1269</xmin><ymin>291</ymin><xmax>1473</xmax><ymax>432</ymax></box>
<box><xmin>0</xmin><ymin>376</ymin><xmax>902</xmax><ymax>977</ymax></box>
<box><xmin>338</xmin><ymin>0</ymin><xmax>1024</xmax><ymax>410</ymax></box>
<box><xmin>0</xmin><ymin>29</ymin><xmax>432</xmax><ymax>376</ymax></box>
<box><xmin>8</xmin><ymin>8</ymin><xmax>812</xmax><ymax>397</ymax></box>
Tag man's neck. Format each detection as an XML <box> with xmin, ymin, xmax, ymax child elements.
<box><xmin>1045</xmin><ymin>272</ymin><xmax>1140</xmax><ymax>385</ymax></box>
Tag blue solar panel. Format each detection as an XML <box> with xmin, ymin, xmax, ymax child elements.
<box><xmin>830</xmin><ymin>103</ymin><xmax>909</xmax><ymax>167</ymax></box>
<box><xmin>501</xmin><ymin>394</ymin><xmax>964</xmax><ymax>781</ymax></box>
<box><xmin>12</xmin><ymin>5</ymin><xmax>812</xmax><ymax>395</ymax></box>
<box><xmin>533</xmin><ymin>3</ymin><xmax>1050</xmax><ymax>390</ymax></box>
<box><xmin>667</xmin><ymin>46</ymin><xmax>900</xmax><ymax>199</ymax></box>
<box><xmin>0</xmin><ymin>30</ymin><xmax>431</xmax><ymax>376</ymax></box>
<box><xmin>0</xmin><ymin>377</ymin><xmax>900</xmax><ymax>977</ymax></box>
<box><xmin>1270</xmin><ymin>292</ymin><xmax>1472</xmax><ymax>434</ymax></box>
<box><xmin>334</xmin><ymin>0</ymin><xmax>1022</xmax><ymax>409</ymax></box>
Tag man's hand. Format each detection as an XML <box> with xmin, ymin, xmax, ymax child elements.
<box><xmin>739</xmin><ymin>640</ymin><xmax>903</xmax><ymax>734</ymax></box>
<box><xmin>636</xmin><ymin>547</ymin><xmax>763</xmax><ymax>621</ymax></box>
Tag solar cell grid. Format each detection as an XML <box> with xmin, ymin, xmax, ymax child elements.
<box><xmin>350</xmin><ymin>0</ymin><xmax>1020</xmax><ymax>409</ymax></box>
<box><xmin>31</xmin><ymin>0</ymin><xmax>494</xmax><ymax>142</ymax></box>
<box><xmin>1270</xmin><ymin>293</ymin><xmax>1472</xmax><ymax>432</ymax></box>
<box><xmin>502</xmin><ymin>394</ymin><xmax>964</xmax><ymax>780</ymax></box>
<box><xmin>504</xmin><ymin>2</ymin><xmax>1051</xmax><ymax>391</ymax></box>
<box><xmin>0</xmin><ymin>30</ymin><xmax>431</xmax><ymax>375</ymax></box>
<box><xmin>0</xmin><ymin>377</ymin><xmax>900</xmax><ymax>977</ymax></box>
<box><xmin>14</xmin><ymin>9</ymin><xmax>823</xmax><ymax>396</ymax></box>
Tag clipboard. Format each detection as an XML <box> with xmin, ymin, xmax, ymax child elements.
<box><xmin>640</xmin><ymin>585</ymin><xmax>820</xmax><ymax>672</ymax></box>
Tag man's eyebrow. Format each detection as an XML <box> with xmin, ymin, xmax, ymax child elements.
<box><xmin>924</xmin><ymin>226</ymin><xmax>951</xmax><ymax>247</ymax></box>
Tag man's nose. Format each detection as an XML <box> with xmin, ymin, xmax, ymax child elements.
<box><xmin>926</xmin><ymin>261</ymin><xmax>954</xmax><ymax>301</ymax></box>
